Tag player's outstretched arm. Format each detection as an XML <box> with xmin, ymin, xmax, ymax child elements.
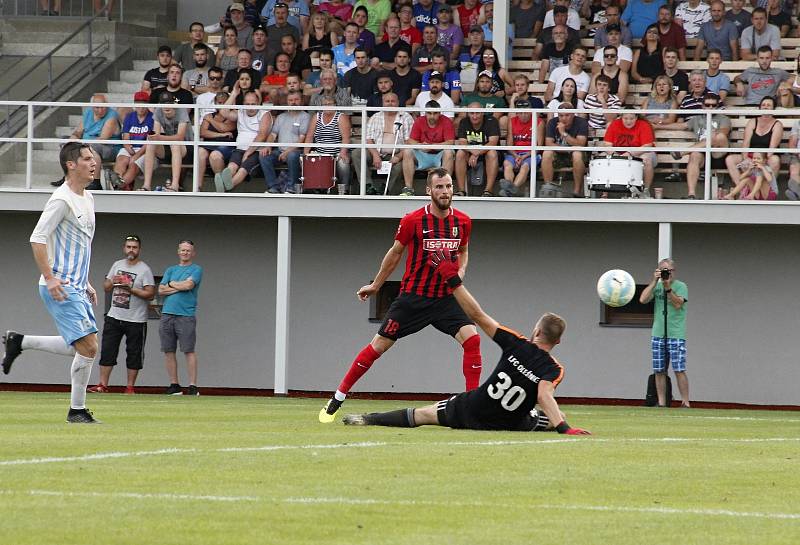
<box><xmin>538</xmin><ymin>381</ymin><xmax>590</xmax><ymax>436</ymax></box>
<box><xmin>357</xmin><ymin>240</ymin><xmax>405</xmax><ymax>301</ymax></box>
<box><xmin>429</xmin><ymin>250</ymin><xmax>499</xmax><ymax>338</ymax></box>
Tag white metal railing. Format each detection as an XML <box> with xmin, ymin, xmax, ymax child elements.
<box><xmin>1</xmin><ymin>99</ymin><xmax>798</xmax><ymax>201</ymax></box>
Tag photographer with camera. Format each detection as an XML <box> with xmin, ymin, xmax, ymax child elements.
<box><xmin>639</xmin><ymin>258</ymin><xmax>690</xmax><ymax>408</ymax></box>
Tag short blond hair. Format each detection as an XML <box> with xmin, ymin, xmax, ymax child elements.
<box><xmin>536</xmin><ymin>313</ymin><xmax>566</xmax><ymax>344</ymax></box>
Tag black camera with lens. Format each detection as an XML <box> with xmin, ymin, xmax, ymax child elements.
<box><xmin>660</xmin><ymin>268</ymin><xmax>671</xmax><ymax>280</ymax></box>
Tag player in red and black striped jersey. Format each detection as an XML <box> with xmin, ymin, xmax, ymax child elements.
<box><xmin>319</xmin><ymin>168</ymin><xmax>483</xmax><ymax>423</ymax></box>
<box><xmin>341</xmin><ymin>250</ymin><xmax>591</xmax><ymax>435</ymax></box>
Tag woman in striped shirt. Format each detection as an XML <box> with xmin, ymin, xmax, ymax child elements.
<box><xmin>303</xmin><ymin>95</ymin><xmax>353</xmax><ymax>191</ymax></box>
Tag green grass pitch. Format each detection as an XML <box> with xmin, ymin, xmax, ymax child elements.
<box><xmin>0</xmin><ymin>392</ymin><xmax>798</xmax><ymax>545</ymax></box>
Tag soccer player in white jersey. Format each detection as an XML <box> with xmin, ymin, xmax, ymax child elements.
<box><xmin>2</xmin><ymin>142</ymin><xmax>101</xmax><ymax>423</ymax></box>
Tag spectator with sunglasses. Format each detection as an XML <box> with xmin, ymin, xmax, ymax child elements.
<box><xmin>87</xmin><ymin>235</ymin><xmax>155</xmax><ymax>395</ymax></box>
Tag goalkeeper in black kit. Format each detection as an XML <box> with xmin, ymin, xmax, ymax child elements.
<box><xmin>343</xmin><ymin>250</ymin><xmax>591</xmax><ymax>435</ymax></box>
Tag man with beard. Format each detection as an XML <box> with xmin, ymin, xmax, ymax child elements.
<box><xmin>150</xmin><ymin>64</ymin><xmax>194</xmax><ymax>105</ymax></box>
<box><xmin>319</xmin><ymin>167</ymin><xmax>483</xmax><ymax>422</ymax></box>
<box><xmin>388</xmin><ymin>49</ymin><xmax>422</xmax><ymax>106</ymax></box>
<box><xmin>87</xmin><ymin>235</ymin><xmax>155</xmax><ymax>395</ymax></box>
<box><xmin>182</xmin><ymin>44</ymin><xmax>213</xmax><ymax>97</ymax></box>
<box><xmin>142</xmin><ymin>45</ymin><xmax>173</xmax><ymax>95</ymax></box>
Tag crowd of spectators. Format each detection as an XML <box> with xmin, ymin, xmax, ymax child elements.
<box><xmin>64</xmin><ymin>0</ymin><xmax>800</xmax><ymax>200</ymax></box>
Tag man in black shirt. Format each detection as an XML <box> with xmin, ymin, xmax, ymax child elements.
<box><xmin>142</xmin><ymin>45</ymin><xmax>173</xmax><ymax>96</ymax></box>
<box><xmin>149</xmin><ymin>64</ymin><xmax>194</xmax><ymax>105</ymax></box>
<box><xmin>371</xmin><ymin>16</ymin><xmax>412</xmax><ymax>70</ymax></box>
<box><xmin>344</xmin><ymin>47</ymin><xmax>379</xmax><ymax>103</ymax></box>
<box><xmin>389</xmin><ymin>49</ymin><xmax>422</xmax><ymax>106</ymax></box>
<box><xmin>224</xmin><ymin>49</ymin><xmax>263</xmax><ymax>91</ymax></box>
<box><xmin>454</xmin><ymin>103</ymin><xmax>500</xmax><ymax>196</ymax></box>
<box><xmin>342</xmin><ymin>251</ymin><xmax>591</xmax><ymax>435</ymax></box>
<box><xmin>366</xmin><ymin>72</ymin><xmax>395</xmax><ymax>109</ymax></box>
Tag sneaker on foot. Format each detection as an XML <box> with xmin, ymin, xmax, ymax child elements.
<box><xmin>318</xmin><ymin>397</ymin><xmax>343</xmax><ymax>423</ymax></box>
<box><xmin>187</xmin><ymin>385</ymin><xmax>200</xmax><ymax>396</ymax></box>
<box><xmin>342</xmin><ymin>414</ymin><xmax>368</xmax><ymax>426</ymax></box>
<box><xmin>67</xmin><ymin>408</ymin><xmax>101</xmax><ymax>424</ymax></box>
<box><xmin>165</xmin><ymin>383</ymin><xmax>183</xmax><ymax>395</ymax></box>
<box><xmin>87</xmin><ymin>384</ymin><xmax>109</xmax><ymax>393</ymax></box>
<box><xmin>2</xmin><ymin>330</ymin><xmax>23</xmax><ymax>375</ymax></box>
<box><xmin>399</xmin><ymin>186</ymin><xmax>415</xmax><ymax>197</ymax></box>
<box><xmin>214</xmin><ymin>172</ymin><xmax>225</xmax><ymax>193</ymax></box>
<box><xmin>124</xmin><ymin>386</ymin><xmax>135</xmax><ymax>395</ymax></box>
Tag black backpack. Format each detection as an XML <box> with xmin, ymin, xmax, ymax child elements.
<box><xmin>644</xmin><ymin>373</ymin><xmax>673</xmax><ymax>407</ymax></box>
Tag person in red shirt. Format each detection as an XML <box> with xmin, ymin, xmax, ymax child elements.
<box><xmin>319</xmin><ymin>168</ymin><xmax>483</xmax><ymax>423</ymax></box>
<box><xmin>602</xmin><ymin>111</ymin><xmax>657</xmax><ymax>193</ymax></box>
<box><xmin>456</xmin><ymin>0</ymin><xmax>483</xmax><ymax>38</ymax></box>
<box><xmin>400</xmin><ymin>100</ymin><xmax>455</xmax><ymax>196</ymax></box>
<box><xmin>397</xmin><ymin>4</ymin><xmax>423</xmax><ymax>55</ymax></box>
<box><xmin>499</xmin><ymin>100</ymin><xmax>545</xmax><ymax>197</ymax></box>
<box><xmin>657</xmin><ymin>5</ymin><xmax>688</xmax><ymax>60</ymax></box>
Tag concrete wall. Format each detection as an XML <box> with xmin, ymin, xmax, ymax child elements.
<box><xmin>177</xmin><ymin>0</ymin><xmax>225</xmax><ymax>31</ymax></box>
<box><xmin>2</xmin><ymin>209</ymin><xmax>799</xmax><ymax>405</ymax></box>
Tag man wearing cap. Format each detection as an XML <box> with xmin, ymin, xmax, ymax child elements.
<box><xmin>461</xmin><ymin>71</ymin><xmax>506</xmax><ymax>126</ymax></box>
<box><xmin>401</xmin><ymin>100</ymin><xmax>455</xmax><ymax>196</ymax></box>
<box><xmin>110</xmin><ymin>92</ymin><xmax>155</xmax><ymax>190</ymax></box>
<box><xmin>173</xmin><ymin>22</ymin><xmax>214</xmax><ymax>70</ymax></box>
<box><xmin>541</xmin><ymin>103</ymin><xmax>589</xmax><ymax>198</ymax></box>
<box><xmin>182</xmin><ymin>44</ymin><xmax>212</xmax><ymax>97</ymax></box>
<box><xmin>353</xmin><ymin>92</ymin><xmax>413</xmax><ymax>194</ymax></box>
<box><xmin>250</xmin><ymin>24</ymin><xmax>270</xmax><ymax>76</ymax></box>
<box><xmin>372</xmin><ymin>16</ymin><xmax>412</xmax><ymax>71</ymax></box>
<box><xmin>266</xmin><ymin>2</ymin><xmax>301</xmax><ymax>64</ymax></box>
<box><xmin>142</xmin><ymin>45</ymin><xmax>173</xmax><ymax>95</ymax></box>
<box><xmin>87</xmin><ymin>235</ymin><xmax>155</xmax><ymax>395</ymax></box>
<box><xmin>414</xmin><ymin>71</ymin><xmax>456</xmax><ymax>118</ymax></box>
<box><xmin>388</xmin><ymin>49</ymin><xmax>422</xmax><ymax>106</ymax></box>
<box><xmin>454</xmin><ymin>102</ymin><xmax>500</xmax><ymax>197</ymax></box>
<box><xmin>435</xmin><ymin>4</ymin><xmax>463</xmax><ymax>64</ymax></box>
<box><xmin>261</xmin><ymin>0</ymin><xmax>309</xmax><ymax>34</ymax></box>
<box><xmin>413</xmin><ymin>24</ymin><xmax>450</xmax><ymax>74</ymax></box>
<box><xmin>421</xmin><ymin>53</ymin><xmax>461</xmax><ymax>105</ymax></box>
<box><xmin>228</xmin><ymin>3</ymin><xmax>255</xmax><ymax>50</ymax></box>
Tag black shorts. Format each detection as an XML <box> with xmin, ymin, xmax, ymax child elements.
<box><xmin>378</xmin><ymin>292</ymin><xmax>473</xmax><ymax>341</ymax></box>
<box><xmin>99</xmin><ymin>316</ymin><xmax>147</xmax><ymax>369</ymax></box>
<box><xmin>436</xmin><ymin>392</ymin><xmax>537</xmax><ymax>431</ymax></box>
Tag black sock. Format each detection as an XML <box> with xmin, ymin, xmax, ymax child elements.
<box><xmin>365</xmin><ymin>408</ymin><xmax>416</xmax><ymax>427</ymax></box>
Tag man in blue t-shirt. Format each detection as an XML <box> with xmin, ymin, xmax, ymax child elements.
<box><xmin>110</xmin><ymin>91</ymin><xmax>155</xmax><ymax>190</ymax></box>
<box><xmin>158</xmin><ymin>240</ymin><xmax>203</xmax><ymax>396</ymax></box>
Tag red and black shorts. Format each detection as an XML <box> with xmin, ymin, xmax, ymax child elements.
<box><xmin>378</xmin><ymin>292</ymin><xmax>473</xmax><ymax>341</ymax></box>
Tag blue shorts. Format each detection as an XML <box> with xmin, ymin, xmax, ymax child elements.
<box><xmin>651</xmin><ymin>337</ymin><xmax>686</xmax><ymax>373</ymax></box>
<box><xmin>413</xmin><ymin>150</ymin><xmax>444</xmax><ymax>170</ymax></box>
<box><xmin>202</xmin><ymin>144</ymin><xmax>234</xmax><ymax>161</ymax></box>
<box><xmin>39</xmin><ymin>284</ymin><xmax>97</xmax><ymax>346</ymax></box>
<box><xmin>503</xmin><ymin>152</ymin><xmax>539</xmax><ymax>170</ymax></box>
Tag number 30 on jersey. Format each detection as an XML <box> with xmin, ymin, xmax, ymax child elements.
<box><xmin>486</xmin><ymin>372</ymin><xmax>526</xmax><ymax>411</ymax></box>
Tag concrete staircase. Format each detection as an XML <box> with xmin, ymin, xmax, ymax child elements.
<box><xmin>0</xmin><ymin>1</ymin><xmax>178</xmax><ymax>188</ymax></box>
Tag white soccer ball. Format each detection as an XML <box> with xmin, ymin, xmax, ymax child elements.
<box><xmin>597</xmin><ymin>269</ymin><xmax>636</xmax><ymax>307</ymax></box>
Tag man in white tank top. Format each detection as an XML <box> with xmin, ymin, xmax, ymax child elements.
<box><xmin>217</xmin><ymin>89</ymin><xmax>273</xmax><ymax>192</ymax></box>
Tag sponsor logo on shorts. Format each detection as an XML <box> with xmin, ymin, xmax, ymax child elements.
<box><xmin>423</xmin><ymin>238</ymin><xmax>460</xmax><ymax>251</ymax></box>
<box><xmin>80</xmin><ymin>318</ymin><xmax>93</xmax><ymax>332</ymax></box>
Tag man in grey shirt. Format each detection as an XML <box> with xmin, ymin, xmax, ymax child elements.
<box><xmin>734</xmin><ymin>45</ymin><xmax>789</xmax><ymax>105</ymax></box>
<box><xmin>259</xmin><ymin>89</ymin><xmax>310</xmax><ymax>193</ymax></box>
<box><xmin>695</xmin><ymin>0</ymin><xmax>740</xmax><ymax>61</ymax></box>
<box><xmin>739</xmin><ymin>7</ymin><xmax>781</xmax><ymax>60</ymax></box>
<box><xmin>182</xmin><ymin>44</ymin><xmax>212</xmax><ymax>97</ymax></box>
<box><xmin>88</xmin><ymin>235</ymin><xmax>155</xmax><ymax>394</ymax></box>
<box><xmin>173</xmin><ymin>22</ymin><xmax>214</xmax><ymax>69</ymax></box>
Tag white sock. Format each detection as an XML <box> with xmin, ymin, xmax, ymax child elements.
<box><xmin>21</xmin><ymin>335</ymin><xmax>75</xmax><ymax>356</ymax></box>
<box><xmin>334</xmin><ymin>390</ymin><xmax>346</xmax><ymax>402</ymax></box>
<box><xmin>70</xmin><ymin>353</ymin><xmax>94</xmax><ymax>409</ymax></box>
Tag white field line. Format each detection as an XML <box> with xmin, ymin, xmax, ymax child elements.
<box><xmin>568</xmin><ymin>411</ymin><xmax>800</xmax><ymax>423</ymax></box>
<box><xmin>0</xmin><ymin>489</ymin><xmax>797</xmax><ymax>521</ymax></box>
<box><xmin>2</xmin><ymin>437</ymin><xmax>800</xmax><ymax>467</ymax></box>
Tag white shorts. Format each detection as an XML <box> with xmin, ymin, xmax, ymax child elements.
<box><xmin>116</xmin><ymin>147</ymin><xmax>155</xmax><ymax>171</ymax></box>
